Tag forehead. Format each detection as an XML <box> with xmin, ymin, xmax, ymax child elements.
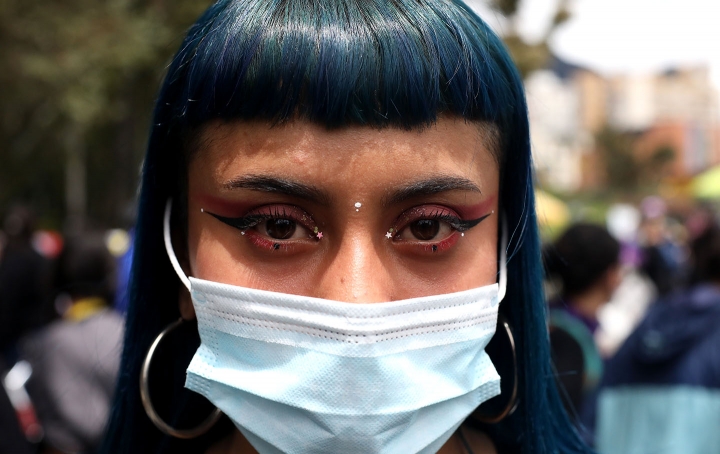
<box><xmin>189</xmin><ymin>117</ymin><xmax>499</xmax><ymax>193</ymax></box>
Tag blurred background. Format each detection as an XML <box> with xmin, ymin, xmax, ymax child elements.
<box><xmin>2</xmin><ymin>0</ymin><xmax>718</xmax><ymax>236</ymax></box>
<box><xmin>1</xmin><ymin>0</ymin><xmax>719</xmax><ymax>453</ymax></box>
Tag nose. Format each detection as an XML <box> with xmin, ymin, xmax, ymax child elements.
<box><xmin>315</xmin><ymin>231</ymin><xmax>394</xmax><ymax>303</ymax></box>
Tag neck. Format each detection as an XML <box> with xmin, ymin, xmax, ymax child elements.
<box><xmin>209</xmin><ymin>426</ymin><xmax>497</xmax><ymax>454</ymax></box>
<box><xmin>566</xmin><ymin>287</ymin><xmax>606</xmax><ymax>322</ymax></box>
<box><xmin>64</xmin><ymin>296</ymin><xmax>106</xmax><ymax>322</ymax></box>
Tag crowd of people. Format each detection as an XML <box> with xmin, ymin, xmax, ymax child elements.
<box><xmin>546</xmin><ymin>199</ymin><xmax>720</xmax><ymax>452</ymax></box>
<box><xmin>0</xmin><ymin>207</ymin><xmax>125</xmax><ymax>454</ymax></box>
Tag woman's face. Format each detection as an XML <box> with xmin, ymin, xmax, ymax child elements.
<box><xmin>184</xmin><ymin>116</ymin><xmax>499</xmax><ymax>307</ymax></box>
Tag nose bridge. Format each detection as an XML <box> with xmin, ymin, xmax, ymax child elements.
<box><xmin>317</xmin><ymin>230</ymin><xmax>392</xmax><ymax>303</ymax></box>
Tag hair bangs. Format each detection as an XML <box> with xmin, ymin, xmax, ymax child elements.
<box><xmin>164</xmin><ymin>0</ymin><xmax>518</xmax><ymax>130</ymax></box>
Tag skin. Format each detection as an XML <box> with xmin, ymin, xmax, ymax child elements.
<box><xmin>567</xmin><ymin>264</ymin><xmax>623</xmax><ymax>322</ymax></box>
<box><xmin>180</xmin><ymin>116</ymin><xmax>500</xmax><ymax>454</ymax></box>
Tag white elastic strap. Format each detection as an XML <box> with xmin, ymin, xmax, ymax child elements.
<box><xmin>497</xmin><ymin>216</ymin><xmax>508</xmax><ymax>303</ymax></box>
<box><xmin>164</xmin><ymin>199</ymin><xmax>192</xmax><ymax>291</ymax></box>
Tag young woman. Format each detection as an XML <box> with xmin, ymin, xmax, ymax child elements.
<box><xmin>102</xmin><ymin>1</ymin><xmax>589</xmax><ymax>452</ymax></box>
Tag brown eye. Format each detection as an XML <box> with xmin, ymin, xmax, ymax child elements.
<box><xmin>410</xmin><ymin>219</ymin><xmax>440</xmax><ymax>241</ymax></box>
<box><xmin>265</xmin><ymin>219</ymin><xmax>296</xmax><ymax>239</ymax></box>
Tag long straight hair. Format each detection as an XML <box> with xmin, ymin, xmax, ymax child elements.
<box><xmin>103</xmin><ymin>1</ymin><xmax>589</xmax><ymax>452</ymax></box>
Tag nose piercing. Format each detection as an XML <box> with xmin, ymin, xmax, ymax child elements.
<box><xmin>354</xmin><ymin>202</ymin><xmax>362</xmax><ymax>212</ymax></box>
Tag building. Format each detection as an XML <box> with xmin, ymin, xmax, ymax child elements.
<box><xmin>526</xmin><ymin>59</ymin><xmax>720</xmax><ymax>192</ymax></box>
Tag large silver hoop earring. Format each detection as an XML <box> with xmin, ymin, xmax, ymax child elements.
<box><xmin>472</xmin><ymin>315</ymin><xmax>519</xmax><ymax>423</ymax></box>
<box><xmin>140</xmin><ymin>318</ymin><xmax>222</xmax><ymax>439</ymax></box>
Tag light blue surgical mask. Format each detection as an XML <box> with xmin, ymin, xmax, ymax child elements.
<box><xmin>164</xmin><ymin>200</ymin><xmax>506</xmax><ymax>454</ymax></box>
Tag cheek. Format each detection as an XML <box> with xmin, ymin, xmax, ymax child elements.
<box><xmin>393</xmin><ymin>222</ymin><xmax>499</xmax><ymax>296</ymax></box>
<box><xmin>186</xmin><ymin>202</ymin><xmax>236</xmax><ymax>282</ymax></box>
<box><xmin>448</xmin><ymin>234</ymin><xmax>498</xmax><ymax>290</ymax></box>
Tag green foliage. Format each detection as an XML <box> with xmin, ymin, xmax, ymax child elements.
<box><xmin>490</xmin><ymin>0</ymin><xmax>520</xmax><ymax>16</ymax></box>
<box><xmin>595</xmin><ymin>126</ymin><xmax>677</xmax><ymax>193</ymax></box>
<box><xmin>595</xmin><ymin>126</ymin><xmax>640</xmax><ymax>191</ymax></box>
<box><xmin>0</xmin><ymin>0</ymin><xmax>568</xmax><ymax>229</ymax></box>
<box><xmin>488</xmin><ymin>0</ymin><xmax>571</xmax><ymax>78</ymax></box>
<box><xmin>0</xmin><ymin>0</ymin><xmax>213</xmax><ymax>228</ymax></box>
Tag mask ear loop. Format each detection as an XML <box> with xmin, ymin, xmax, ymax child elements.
<box><xmin>471</xmin><ymin>214</ymin><xmax>517</xmax><ymax>424</ymax></box>
<box><xmin>140</xmin><ymin>199</ymin><xmax>223</xmax><ymax>438</ymax></box>
<box><xmin>497</xmin><ymin>215</ymin><xmax>508</xmax><ymax>303</ymax></box>
<box><xmin>164</xmin><ymin>198</ymin><xmax>191</xmax><ymax>292</ymax></box>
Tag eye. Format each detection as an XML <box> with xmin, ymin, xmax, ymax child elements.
<box><xmin>257</xmin><ymin>218</ymin><xmax>307</xmax><ymax>240</ymax></box>
<box><xmin>205</xmin><ymin>205</ymin><xmax>318</xmax><ymax>243</ymax></box>
<box><xmin>405</xmin><ymin>219</ymin><xmax>446</xmax><ymax>241</ymax></box>
<box><xmin>393</xmin><ymin>207</ymin><xmax>459</xmax><ymax>243</ymax></box>
<box><xmin>264</xmin><ymin>219</ymin><xmax>296</xmax><ymax>239</ymax></box>
<box><xmin>392</xmin><ymin>205</ymin><xmax>491</xmax><ymax>244</ymax></box>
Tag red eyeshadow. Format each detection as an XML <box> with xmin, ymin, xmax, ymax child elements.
<box><xmin>455</xmin><ymin>194</ymin><xmax>497</xmax><ymax>220</ymax></box>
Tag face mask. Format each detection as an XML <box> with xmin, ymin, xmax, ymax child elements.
<box><xmin>164</xmin><ymin>200</ymin><xmax>506</xmax><ymax>454</ymax></box>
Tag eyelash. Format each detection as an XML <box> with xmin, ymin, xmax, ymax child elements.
<box><xmin>209</xmin><ymin>206</ymin><xmax>315</xmax><ymax>229</ymax></box>
<box><xmin>419</xmin><ymin>213</ymin><xmax>488</xmax><ymax>232</ymax></box>
<box><xmin>206</xmin><ymin>206</ymin><xmax>318</xmax><ymax>252</ymax></box>
<box><xmin>206</xmin><ymin>205</ymin><xmax>491</xmax><ymax>253</ymax></box>
<box><xmin>390</xmin><ymin>208</ymin><xmax>490</xmax><ymax>237</ymax></box>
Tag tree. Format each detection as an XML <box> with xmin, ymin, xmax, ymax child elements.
<box><xmin>482</xmin><ymin>0</ymin><xmax>571</xmax><ymax>77</ymax></box>
<box><xmin>595</xmin><ymin>126</ymin><xmax>641</xmax><ymax>191</ymax></box>
<box><xmin>0</xmin><ymin>0</ymin><xmax>562</xmax><ymax>230</ymax></box>
<box><xmin>594</xmin><ymin>126</ymin><xmax>677</xmax><ymax>192</ymax></box>
<box><xmin>0</xmin><ymin>0</ymin><xmax>214</xmax><ymax>229</ymax></box>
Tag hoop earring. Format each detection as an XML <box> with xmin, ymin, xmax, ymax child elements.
<box><xmin>140</xmin><ymin>318</ymin><xmax>222</xmax><ymax>439</ymax></box>
<box><xmin>472</xmin><ymin>315</ymin><xmax>519</xmax><ymax>424</ymax></box>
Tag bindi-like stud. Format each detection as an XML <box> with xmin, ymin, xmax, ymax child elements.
<box><xmin>461</xmin><ymin>232</ymin><xmax>465</xmax><ymax>237</ymax></box>
<box><xmin>354</xmin><ymin>202</ymin><xmax>362</xmax><ymax>212</ymax></box>
<box><xmin>385</xmin><ymin>232</ymin><xmax>393</xmax><ymax>239</ymax></box>
<box><xmin>316</xmin><ymin>231</ymin><xmax>324</xmax><ymax>239</ymax></box>
<box><xmin>200</xmin><ymin>208</ymin><xmax>204</xmax><ymax>213</ymax></box>
<box><xmin>241</xmin><ymin>231</ymin><xmax>246</xmax><ymax>235</ymax></box>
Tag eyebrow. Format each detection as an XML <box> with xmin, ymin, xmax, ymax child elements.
<box><xmin>383</xmin><ymin>176</ymin><xmax>482</xmax><ymax>206</ymax></box>
<box><xmin>222</xmin><ymin>175</ymin><xmax>332</xmax><ymax>206</ymax></box>
<box><xmin>221</xmin><ymin>174</ymin><xmax>481</xmax><ymax>207</ymax></box>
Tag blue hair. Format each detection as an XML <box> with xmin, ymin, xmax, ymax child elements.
<box><xmin>103</xmin><ymin>1</ymin><xmax>589</xmax><ymax>452</ymax></box>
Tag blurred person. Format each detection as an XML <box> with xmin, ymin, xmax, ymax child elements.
<box><xmin>544</xmin><ymin>223</ymin><xmax>622</xmax><ymax>422</ymax></box>
<box><xmin>20</xmin><ymin>233</ymin><xmax>124</xmax><ymax>454</ymax></box>
<box><xmin>0</xmin><ymin>356</ymin><xmax>38</xmax><ymax>454</ymax></box>
<box><xmin>595</xmin><ymin>222</ymin><xmax>720</xmax><ymax>453</ymax></box>
<box><xmin>0</xmin><ymin>205</ymin><xmax>53</xmax><ymax>363</ymax></box>
<box><xmin>597</xmin><ymin>204</ymin><xmax>656</xmax><ymax>358</ymax></box>
<box><xmin>638</xmin><ymin>196</ymin><xmax>685</xmax><ymax>296</ymax></box>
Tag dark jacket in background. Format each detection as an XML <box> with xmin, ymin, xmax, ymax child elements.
<box><xmin>595</xmin><ymin>284</ymin><xmax>720</xmax><ymax>453</ymax></box>
<box><xmin>0</xmin><ymin>242</ymin><xmax>52</xmax><ymax>356</ymax></box>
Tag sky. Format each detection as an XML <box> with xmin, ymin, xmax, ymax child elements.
<box><xmin>466</xmin><ymin>0</ymin><xmax>720</xmax><ymax>88</ymax></box>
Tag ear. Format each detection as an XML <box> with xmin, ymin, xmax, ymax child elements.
<box><xmin>179</xmin><ymin>287</ymin><xmax>196</xmax><ymax>320</ymax></box>
<box><xmin>603</xmin><ymin>264</ymin><xmax>623</xmax><ymax>296</ymax></box>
